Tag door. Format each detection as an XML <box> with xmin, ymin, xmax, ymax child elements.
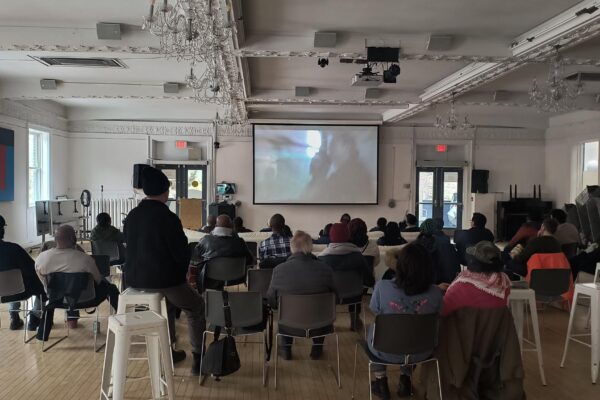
<box><xmin>156</xmin><ymin>164</ymin><xmax>207</xmax><ymax>222</ymax></box>
<box><xmin>416</xmin><ymin>167</ymin><xmax>463</xmax><ymax>229</ymax></box>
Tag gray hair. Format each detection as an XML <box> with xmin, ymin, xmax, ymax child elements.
<box><xmin>290</xmin><ymin>230</ymin><xmax>313</xmax><ymax>254</ymax></box>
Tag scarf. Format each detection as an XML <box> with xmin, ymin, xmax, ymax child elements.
<box><xmin>211</xmin><ymin>227</ymin><xmax>233</xmax><ymax>237</ymax></box>
<box><xmin>449</xmin><ymin>270</ymin><xmax>511</xmax><ymax>299</ymax></box>
<box><xmin>318</xmin><ymin>242</ymin><xmax>361</xmax><ymax>256</ymax></box>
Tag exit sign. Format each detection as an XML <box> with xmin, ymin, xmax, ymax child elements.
<box><xmin>436</xmin><ymin>144</ymin><xmax>447</xmax><ymax>153</ymax></box>
<box><xmin>175</xmin><ymin>140</ymin><xmax>187</xmax><ymax>149</ymax></box>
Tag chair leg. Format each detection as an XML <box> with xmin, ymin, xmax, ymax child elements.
<box><xmin>368</xmin><ymin>362</ymin><xmax>373</xmax><ymax>400</ymax></box>
<box><xmin>198</xmin><ymin>331</ymin><xmax>209</xmax><ymax>386</ymax></box>
<box><xmin>274</xmin><ymin>333</ymin><xmax>280</xmax><ymax>389</ymax></box>
<box><xmin>351</xmin><ymin>342</ymin><xmax>358</xmax><ymax>399</ymax></box>
<box><xmin>528</xmin><ymin>295</ymin><xmax>546</xmax><ymax>386</ymax></box>
<box><xmin>435</xmin><ymin>359</ymin><xmax>443</xmax><ymax>400</ymax></box>
<box><xmin>262</xmin><ymin>330</ymin><xmax>268</xmax><ymax>387</ymax></box>
<box><xmin>561</xmin><ymin>292</ymin><xmax>579</xmax><ymax>368</ymax></box>
<box><xmin>591</xmin><ymin>292</ymin><xmax>599</xmax><ymax>384</ymax></box>
<box><xmin>335</xmin><ymin>333</ymin><xmax>341</xmax><ymax>388</ymax></box>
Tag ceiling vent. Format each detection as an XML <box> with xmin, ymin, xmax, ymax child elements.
<box><xmin>29</xmin><ymin>56</ymin><xmax>128</xmax><ymax>68</ymax></box>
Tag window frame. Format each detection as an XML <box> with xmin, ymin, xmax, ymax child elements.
<box><xmin>28</xmin><ymin>127</ymin><xmax>50</xmax><ymax>207</ymax></box>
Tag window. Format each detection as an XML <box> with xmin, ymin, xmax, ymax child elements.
<box><xmin>28</xmin><ymin>128</ymin><xmax>49</xmax><ymax>207</ymax></box>
<box><xmin>582</xmin><ymin>141</ymin><xmax>599</xmax><ymax>189</ymax></box>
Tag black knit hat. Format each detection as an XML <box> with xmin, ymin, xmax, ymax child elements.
<box><xmin>142</xmin><ymin>166</ymin><xmax>170</xmax><ymax>196</ymax></box>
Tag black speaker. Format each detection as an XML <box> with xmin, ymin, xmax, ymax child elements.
<box><xmin>133</xmin><ymin>164</ymin><xmax>151</xmax><ymax>189</ymax></box>
<box><xmin>209</xmin><ymin>202</ymin><xmax>236</xmax><ymax>219</ymax></box>
<box><xmin>471</xmin><ymin>169</ymin><xmax>489</xmax><ymax>193</ymax></box>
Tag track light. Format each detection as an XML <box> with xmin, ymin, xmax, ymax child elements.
<box><xmin>317</xmin><ymin>58</ymin><xmax>329</xmax><ymax>68</ymax></box>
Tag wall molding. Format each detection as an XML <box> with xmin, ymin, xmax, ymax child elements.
<box><xmin>68</xmin><ymin>120</ymin><xmax>214</xmax><ymax>136</ymax></box>
<box><xmin>0</xmin><ymin>100</ymin><xmax>68</xmax><ymax>131</ymax></box>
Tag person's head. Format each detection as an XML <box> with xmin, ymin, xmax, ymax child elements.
<box><xmin>406</xmin><ymin>213</ymin><xmax>418</xmax><ymax>226</ymax></box>
<box><xmin>527</xmin><ymin>210</ymin><xmax>543</xmax><ymax>223</ymax></box>
<box><xmin>142</xmin><ymin>166</ymin><xmax>170</xmax><ymax>203</ymax></box>
<box><xmin>233</xmin><ymin>216</ymin><xmax>244</xmax><ymax>230</ymax></box>
<box><xmin>216</xmin><ymin>214</ymin><xmax>232</xmax><ymax>229</ymax></box>
<box><xmin>340</xmin><ymin>213</ymin><xmax>351</xmax><ymax>224</ymax></box>
<box><xmin>329</xmin><ymin>223</ymin><xmax>351</xmax><ymax>243</ymax></box>
<box><xmin>269</xmin><ymin>213</ymin><xmax>285</xmax><ymax>233</ymax></box>
<box><xmin>376</xmin><ymin>217</ymin><xmax>387</xmax><ymax>230</ymax></box>
<box><xmin>206</xmin><ymin>215</ymin><xmax>217</xmax><ymax>227</ymax></box>
<box><xmin>550</xmin><ymin>209</ymin><xmax>567</xmax><ymax>224</ymax></box>
<box><xmin>433</xmin><ymin>217</ymin><xmax>444</xmax><ymax>233</ymax></box>
<box><xmin>540</xmin><ymin>218</ymin><xmax>558</xmax><ymax>236</ymax></box>
<box><xmin>54</xmin><ymin>225</ymin><xmax>77</xmax><ymax>249</ymax></box>
<box><xmin>466</xmin><ymin>241</ymin><xmax>503</xmax><ymax>273</ymax></box>
<box><xmin>394</xmin><ymin>243</ymin><xmax>435</xmax><ymax>296</ymax></box>
<box><xmin>471</xmin><ymin>212</ymin><xmax>487</xmax><ymax>229</ymax></box>
<box><xmin>420</xmin><ymin>218</ymin><xmax>435</xmax><ymax>236</ymax></box>
<box><xmin>322</xmin><ymin>223</ymin><xmax>333</xmax><ymax>237</ymax></box>
<box><xmin>96</xmin><ymin>212</ymin><xmax>111</xmax><ymax>227</ymax></box>
<box><xmin>385</xmin><ymin>221</ymin><xmax>401</xmax><ymax>238</ymax></box>
<box><xmin>0</xmin><ymin>215</ymin><xmax>6</xmax><ymax>240</ymax></box>
<box><xmin>290</xmin><ymin>230</ymin><xmax>314</xmax><ymax>254</ymax></box>
<box><xmin>349</xmin><ymin>218</ymin><xmax>368</xmax><ymax>247</ymax></box>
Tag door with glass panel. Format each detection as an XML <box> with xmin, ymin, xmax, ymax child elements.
<box><xmin>416</xmin><ymin>167</ymin><xmax>463</xmax><ymax>229</ymax></box>
<box><xmin>156</xmin><ymin>165</ymin><xmax>206</xmax><ymax>221</ymax></box>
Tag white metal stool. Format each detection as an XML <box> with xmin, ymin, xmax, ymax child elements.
<box><xmin>560</xmin><ymin>283</ymin><xmax>600</xmax><ymax>383</ymax></box>
<box><xmin>100</xmin><ymin>311</ymin><xmax>174</xmax><ymax>400</ymax></box>
<box><xmin>509</xmin><ymin>288</ymin><xmax>546</xmax><ymax>385</ymax></box>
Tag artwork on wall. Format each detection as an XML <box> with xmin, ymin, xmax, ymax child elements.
<box><xmin>0</xmin><ymin>127</ymin><xmax>15</xmax><ymax>202</ymax></box>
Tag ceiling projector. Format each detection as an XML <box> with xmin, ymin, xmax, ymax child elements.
<box><xmin>351</xmin><ymin>66</ymin><xmax>382</xmax><ymax>87</ymax></box>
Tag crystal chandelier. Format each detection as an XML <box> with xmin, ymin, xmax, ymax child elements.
<box><xmin>529</xmin><ymin>46</ymin><xmax>584</xmax><ymax>113</ymax></box>
<box><xmin>215</xmin><ymin>102</ymin><xmax>250</xmax><ymax>135</ymax></box>
<box><xmin>434</xmin><ymin>93</ymin><xmax>474</xmax><ymax>131</ymax></box>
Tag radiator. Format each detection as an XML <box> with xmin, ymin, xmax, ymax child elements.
<box><xmin>85</xmin><ymin>198</ymin><xmax>138</xmax><ymax>233</ymax></box>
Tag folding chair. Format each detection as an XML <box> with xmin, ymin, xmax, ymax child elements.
<box><xmin>0</xmin><ymin>269</ymin><xmax>44</xmax><ymax>343</ymax></box>
<box><xmin>333</xmin><ymin>270</ymin><xmax>367</xmax><ymax>338</ymax></box>
<box><xmin>247</xmin><ymin>268</ymin><xmax>274</xmax><ymax>360</ymax></box>
<box><xmin>205</xmin><ymin>257</ymin><xmax>247</xmax><ymax>289</ymax></box>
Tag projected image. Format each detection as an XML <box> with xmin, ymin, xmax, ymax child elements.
<box><xmin>254</xmin><ymin>125</ymin><xmax>378</xmax><ymax>204</ymax></box>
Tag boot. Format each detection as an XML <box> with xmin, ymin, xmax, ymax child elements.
<box><xmin>9</xmin><ymin>313</ymin><xmax>24</xmax><ymax>331</ymax></box>
<box><xmin>27</xmin><ymin>314</ymin><xmax>41</xmax><ymax>331</ymax></box>
<box><xmin>172</xmin><ymin>348</ymin><xmax>186</xmax><ymax>364</ymax></box>
<box><xmin>397</xmin><ymin>374</ymin><xmax>412</xmax><ymax>397</ymax></box>
<box><xmin>370</xmin><ymin>376</ymin><xmax>391</xmax><ymax>400</ymax></box>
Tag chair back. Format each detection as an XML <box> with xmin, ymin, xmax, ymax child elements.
<box><xmin>372</xmin><ymin>313</ymin><xmax>439</xmax><ymax>355</ymax></box>
<box><xmin>529</xmin><ymin>269</ymin><xmax>572</xmax><ymax>298</ymax></box>
<box><xmin>561</xmin><ymin>243</ymin><xmax>578</xmax><ymax>258</ymax></box>
<box><xmin>246</xmin><ymin>241</ymin><xmax>258</xmax><ymax>260</ymax></box>
<box><xmin>91</xmin><ymin>240</ymin><xmax>120</xmax><ymax>263</ymax></box>
<box><xmin>278</xmin><ymin>292</ymin><xmax>336</xmax><ymax>331</ymax></box>
<box><xmin>0</xmin><ymin>269</ymin><xmax>26</xmax><ymax>299</ymax></box>
<box><xmin>205</xmin><ymin>257</ymin><xmax>247</xmax><ymax>284</ymax></box>
<box><xmin>91</xmin><ymin>255</ymin><xmax>111</xmax><ymax>277</ymax></box>
<box><xmin>247</xmin><ymin>268</ymin><xmax>274</xmax><ymax>299</ymax></box>
<box><xmin>47</xmin><ymin>272</ymin><xmax>96</xmax><ymax>308</ymax></box>
<box><xmin>526</xmin><ymin>252</ymin><xmax>574</xmax><ymax>301</ymax></box>
<box><xmin>332</xmin><ymin>270</ymin><xmax>364</xmax><ymax>302</ymax></box>
<box><xmin>204</xmin><ymin>290</ymin><xmax>263</xmax><ymax>329</ymax></box>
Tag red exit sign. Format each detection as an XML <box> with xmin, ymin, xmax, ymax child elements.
<box><xmin>175</xmin><ymin>140</ymin><xmax>187</xmax><ymax>149</ymax></box>
<box><xmin>436</xmin><ymin>144</ymin><xmax>447</xmax><ymax>153</ymax></box>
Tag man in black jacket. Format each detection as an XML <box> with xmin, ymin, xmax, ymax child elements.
<box><xmin>187</xmin><ymin>214</ymin><xmax>254</xmax><ymax>291</ymax></box>
<box><xmin>454</xmin><ymin>212</ymin><xmax>495</xmax><ymax>265</ymax></box>
<box><xmin>124</xmin><ymin>167</ymin><xmax>205</xmax><ymax>375</ymax></box>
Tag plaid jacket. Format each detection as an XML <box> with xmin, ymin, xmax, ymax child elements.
<box><xmin>259</xmin><ymin>233</ymin><xmax>291</xmax><ymax>260</ymax></box>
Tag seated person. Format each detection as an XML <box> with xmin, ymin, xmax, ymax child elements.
<box><xmin>259</xmin><ymin>213</ymin><xmax>293</xmax><ymax>237</ymax></box>
<box><xmin>0</xmin><ymin>215</ymin><xmax>45</xmax><ymax>331</ymax></box>
<box><xmin>313</xmin><ymin>223</ymin><xmax>333</xmax><ymax>245</ymax></box>
<box><xmin>508</xmin><ymin>211</ymin><xmax>542</xmax><ymax>248</ymax></box>
<box><xmin>187</xmin><ymin>214</ymin><xmax>254</xmax><ymax>291</ymax></box>
<box><xmin>319</xmin><ymin>223</ymin><xmax>373</xmax><ymax>331</ymax></box>
<box><xmin>454</xmin><ymin>212</ymin><xmax>495</xmax><ymax>265</ymax></box>
<box><xmin>90</xmin><ymin>212</ymin><xmax>125</xmax><ymax>264</ymax></box>
<box><xmin>340</xmin><ymin>213</ymin><xmax>351</xmax><ymax>224</ymax></box>
<box><xmin>442</xmin><ymin>241</ymin><xmax>511</xmax><ymax>317</ymax></box>
<box><xmin>35</xmin><ymin>225</ymin><xmax>120</xmax><ymax>341</ymax></box>
<box><xmin>377</xmin><ymin>222</ymin><xmax>407</xmax><ymax>246</ymax></box>
<box><xmin>401</xmin><ymin>213</ymin><xmax>420</xmax><ymax>233</ymax></box>
<box><xmin>259</xmin><ymin>214</ymin><xmax>292</xmax><ymax>268</ymax></box>
<box><xmin>550</xmin><ymin>209</ymin><xmax>580</xmax><ymax>246</ymax></box>
<box><xmin>370</xmin><ymin>217</ymin><xmax>387</xmax><ymax>233</ymax></box>
<box><xmin>506</xmin><ymin>218</ymin><xmax>562</xmax><ymax>277</ymax></box>
<box><xmin>368</xmin><ymin>243</ymin><xmax>443</xmax><ymax>399</ymax></box>
<box><xmin>200</xmin><ymin>215</ymin><xmax>217</xmax><ymax>233</ymax></box>
<box><xmin>570</xmin><ymin>246</ymin><xmax>600</xmax><ymax>278</ymax></box>
<box><xmin>232</xmin><ymin>216</ymin><xmax>252</xmax><ymax>234</ymax></box>
<box><xmin>417</xmin><ymin>219</ymin><xmax>461</xmax><ymax>284</ymax></box>
<box><xmin>349</xmin><ymin>218</ymin><xmax>379</xmax><ymax>286</ymax></box>
<box><xmin>267</xmin><ymin>231</ymin><xmax>335</xmax><ymax>360</ymax></box>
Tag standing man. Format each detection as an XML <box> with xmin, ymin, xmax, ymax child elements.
<box><xmin>124</xmin><ymin>166</ymin><xmax>206</xmax><ymax>375</ymax></box>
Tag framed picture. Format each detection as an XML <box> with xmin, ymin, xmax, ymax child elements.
<box><xmin>0</xmin><ymin>127</ymin><xmax>15</xmax><ymax>202</ymax></box>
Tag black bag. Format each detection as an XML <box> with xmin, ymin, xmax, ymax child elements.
<box><xmin>201</xmin><ymin>291</ymin><xmax>241</xmax><ymax>377</ymax></box>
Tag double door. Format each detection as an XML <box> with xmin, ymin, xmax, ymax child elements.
<box><xmin>156</xmin><ymin>164</ymin><xmax>206</xmax><ymax>219</ymax></box>
<box><xmin>416</xmin><ymin>167</ymin><xmax>463</xmax><ymax>229</ymax></box>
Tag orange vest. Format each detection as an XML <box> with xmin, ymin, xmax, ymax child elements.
<box><xmin>526</xmin><ymin>252</ymin><xmax>574</xmax><ymax>304</ymax></box>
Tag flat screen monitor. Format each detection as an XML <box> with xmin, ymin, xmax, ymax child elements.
<box><xmin>253</xmin><ymin>124</ymin><xmax>379</xmax><ymax>204</ymax></box>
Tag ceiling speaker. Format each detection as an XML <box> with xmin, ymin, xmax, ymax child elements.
<box><xmin>426</xmin><ymin>35</ymin><xmax>453</xmax><ymax>51</ymax></box>
<box><xmin>40</xmin><ymin>79</ymin><xmax>57</xmax><ymax>90</ymax></box>
<box><xmin>295</xmin><ymin>86</ymin><xmax>311</xmax><ymax>97</ymax></box>
<box><xmin>96</xmin><ymin>22</ymin><xmax>122</xmax><ymax>40</ymax></box>
<box><xmin>314</xmin><ymin>32</ymin><xmax>337</xmax><ymax>48</ymax></box>
<box><xmin>163</xmin><ymin>82</ymin><xmax>180</xmax><ymax>93</ymax></box>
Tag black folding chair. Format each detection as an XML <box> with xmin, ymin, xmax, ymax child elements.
<box><xmin>247</xmin><ymin>268</ymin><xmax>274</xmax><ymax>360</ymax></box>
<box><xmin>0</xmin><ymin>269</ymin><xmax>44</xmax><ymax>343</ymax></box>
<box><xmin>351</xmin><ymin>313</ymin><xmax>442</xmax><ymax>400</ymax></box>
<box><xmin>333</xmin><ymin>270</ymin><xmax>367</xmax><ymax>338</ymax></box>
<box><xmin>205</xmin><ymin>257</ymin><xmax>247</xmax><ymax>289</ymax></box>
<box><xmin>530</xmin><ymin>268</ymin><xmax>572</xmax><ymax>307</ymax></box>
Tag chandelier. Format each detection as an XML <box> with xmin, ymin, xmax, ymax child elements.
<box><xmin>529</xmin><ymin>46</ymin><xmax>584</xmax><ymax>113</ymax></box>
<box><xmin>434</xmin><ymin>93</ymin><xmax>474</xmax><ymax>131</ymax></box>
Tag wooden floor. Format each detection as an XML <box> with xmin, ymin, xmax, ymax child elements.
<box><xmin>0</xmin><ymin>301</ymin><xmax>598</xmax><ymax>400</ymax></box>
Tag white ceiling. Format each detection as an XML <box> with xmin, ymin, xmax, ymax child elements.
<box><xmin>0</xmin><ymin>0</ymin><xmax>599</xmax><ymax>127</ymax></box>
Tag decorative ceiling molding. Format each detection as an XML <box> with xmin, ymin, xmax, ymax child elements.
<box><xmin>384</xmin><ymin>126</ymin><xmax>545</xmax><ymax>142</ymax></box>
<box><xmin>245</xmin><ymin>98</ymin><xmax>409</xmax><ymax>107</ymax></box>
<box><xmin>0</xmin><ymin>44</ymin><xmax>163</xmax><ymax>54</ymax></box>
<box><xmin>216</xmin><ymin>124</ymin><xmax>252</xmax><ymax>137</ymax></box>
<box><xmin>68</xmin><ymin>120</ymin><xmax>213</xmax><ymax>136</ymax></box>
<box><xmin>3</xmin><ymin>95</ymin><xmax>196</xmax><ymax>101</ymax></box>
<box><xmin>0</xmin><ymin>99</ymin><xmax>68</xmax><ymax>131</ymax></box>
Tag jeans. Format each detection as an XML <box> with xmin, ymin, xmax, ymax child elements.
<box><xmin>8</xmin><ymin>296</ymin><xmax>42</xmax><ymax>319</ymax></box>
<box><xmin>136</xmin><ymin>283</ymin><xmax>206</xmax><ymax>355</ymax></box>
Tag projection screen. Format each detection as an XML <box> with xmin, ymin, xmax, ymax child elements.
<box><xmin>253</xmin><ymin>124</ymin><xmax>379</xmax><ymax>204</ymax></box>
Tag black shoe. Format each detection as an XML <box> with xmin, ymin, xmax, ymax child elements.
<box><xmin>36</xmin><ymin>331</ymin><xmax>49</xmax><ymax>342</ymax></box>
<box><xmin>371</xmin><ymin>377</ymin><xmax>391</xmax><ymax>400</ymax></box>
<box><xmin>277</xmin><ymin>345</ymin><xmax>292</xmax><ymax>361</ymax></box>
<box><xmin>191</xmin><ymin>352</ymin><xmax>201</xmax><ymax>376</ymax></box>
<box><xmin>27</xmin><ymin>315</ymin><xmax>41</xmax><ymax>332</ymax></box>
<box><xmin>397</xmin><ymin>374</ymin><xmax>412</xmax><ymax>397</ymax></box>
<box><xmin>9</xmin><ymin>318</ymin><xmax>24</xmax><ymax>331</ymax></box>
<box><xmin>172</xmin><ymin>349</ymin><xmax>186</xmax><ymax>364</ymax></box>
<box><xmin>309</xmin><ymin>345</ymin><xmax>323</xmax><ymax>360</ymax></box>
